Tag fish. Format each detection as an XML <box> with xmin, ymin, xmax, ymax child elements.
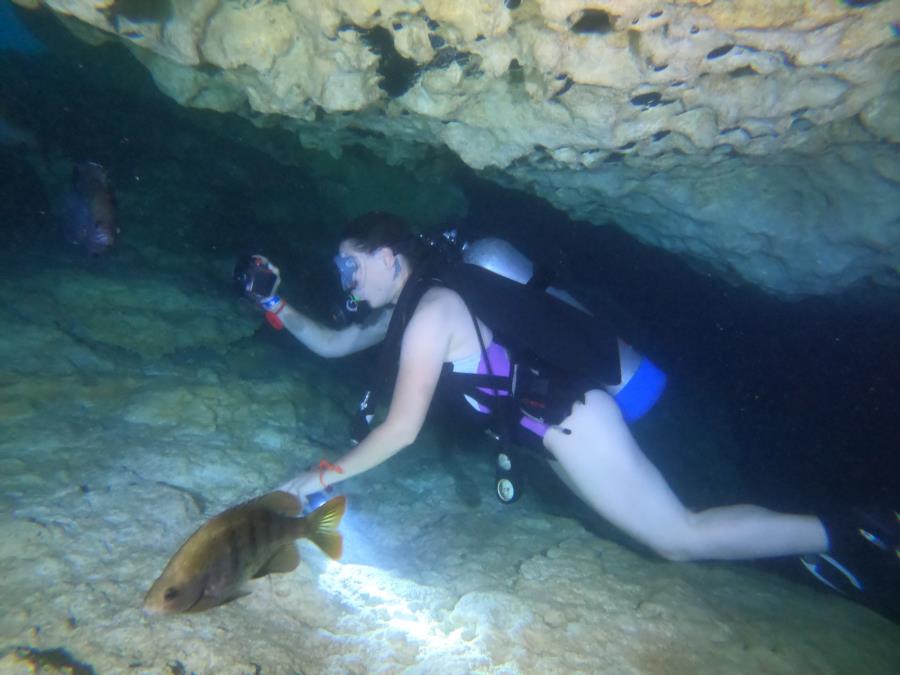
<box><xmin>62</xmin><ymin>161</ymin><xmax>118</xmax><ymax>256</ymax></box>
<box><xmin>143</xmin><ymin>491</ymin><xmax>346</xmax><ymax>614</ymax></box>
<box><xmin>103</xmin><ymin>0</ymin><xmax>173</xmax><ymax>30</ymax></box>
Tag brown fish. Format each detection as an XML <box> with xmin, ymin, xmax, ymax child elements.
<box><xmin>144</xmin><ymin>492</ymin><xmax>346</xmax><ymax>614</ymax></box>
<box><xmin>63</xmin><ymin>161</ymin><xmax>118</xmax><ymax>256</ymax></box>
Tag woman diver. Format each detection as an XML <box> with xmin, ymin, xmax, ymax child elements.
<box><xmin>236</xmin><ymin>211</ymin><xmax>898</xmax><ymax>620</ymax></box>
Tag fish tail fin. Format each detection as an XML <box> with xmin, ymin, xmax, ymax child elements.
<box><xmin>300</xmin><ymin>495</ymin><xmax>346</xmax><ymax>560</ymax></box>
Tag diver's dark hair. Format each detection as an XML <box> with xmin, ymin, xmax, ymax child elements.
<box><xmin>340</xmin><ymin>212</ymin><xmax>425</xmax><ymax>268</ymax></box>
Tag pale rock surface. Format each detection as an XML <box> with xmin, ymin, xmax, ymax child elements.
<box><xmin>0</xmin><ymin>260</ymin><xmax>257</xmax><ymax>360</ymax></box>
<box><xmin>30</xmin><ymin>0</ymin><xmax>900</xmax><ymax>297</ymax></box>
<box><xmin>1</xmin><ymin>254</ymin><xmax>899</xmax><ymax>673</ymax></box>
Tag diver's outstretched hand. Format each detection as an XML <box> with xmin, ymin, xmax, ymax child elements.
<box><xmin>278</xmin><ymin>470</ymin><xmax>319</xmax><ymax>512</ymax></box>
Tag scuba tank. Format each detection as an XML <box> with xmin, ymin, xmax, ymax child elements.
<box><xmin>461</xmin><ymin>238</ymin><xmax>535</xmax><ymax>285</ymax></box>
<box><xmin>462</xmin><ymin>238</ymin><xmax>535</xmax><ymax>504</ymax></box>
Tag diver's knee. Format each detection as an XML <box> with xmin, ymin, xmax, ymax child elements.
<box><xmin>642</xmin><ymin>514</ymin><xmax>703</xmax><ymax>562</ymax></box>
<box><xmin>645</xmin><ymin>535</ymin><xmax>701</xmax><ymax>562</ymax></box>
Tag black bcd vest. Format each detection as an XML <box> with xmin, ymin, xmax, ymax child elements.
<box><xmin>354</xmin><ymin>262</ymin><xmax>621</xmax><ymax>440</ymax></box>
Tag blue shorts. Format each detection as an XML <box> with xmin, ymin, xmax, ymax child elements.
<box><xmin>613</xmin><ymin>357</ymin><xmax>667</xmax><ymax>423</ymax></box>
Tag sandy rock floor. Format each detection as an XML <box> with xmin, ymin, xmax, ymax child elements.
<box><xmin>1</xmin><ymin>255</ymin><xmax>898</xmax><ymax>674</ymax></box>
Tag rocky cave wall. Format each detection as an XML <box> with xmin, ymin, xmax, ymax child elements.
<box><xmin>25</xmin><ymin>0</ymin><xmax>900</xmax><ymax>296</ymax></box>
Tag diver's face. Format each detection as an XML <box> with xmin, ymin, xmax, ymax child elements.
<box><xmin>336</xmin><ymin>241</ymin><xmax>400</xmax><ymax>308</ymax></box>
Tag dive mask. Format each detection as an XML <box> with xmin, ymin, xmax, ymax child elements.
<box><xmin>333</xmin><ymin>254</ymin><xmax>359</xmax><ymax>292</ymax></box>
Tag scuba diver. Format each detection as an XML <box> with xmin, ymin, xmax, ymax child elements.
<box><xmin>234</xmin><ymin>211</ymin><xmax>899</xmax><ymax>621</ymax></box>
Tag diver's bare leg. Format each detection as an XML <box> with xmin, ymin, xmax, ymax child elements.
<box><xmin>544</xmin><ymin>390</ymin><xmax>828</xmax><ymax>561</ymax></box>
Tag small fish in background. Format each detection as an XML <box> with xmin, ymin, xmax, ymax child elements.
<box><xmin>102</xmin><ymin>0</ymin><xmax>173</xmax><ymax>31</ymax></box>
<box><xmin>63</xmin><ymin>161</ymin><xmax>118</xmax><ymax>256</ymax></box>
<box><xmin>144</xmin><ymin>492</ymin><xmax>346</xmax><ymax>614</ymax></box>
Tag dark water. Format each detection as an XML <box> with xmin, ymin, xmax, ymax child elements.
<box><xmin>0</xmin><ymin>3</ymin><xmax>44</xmax><ymax>54</ymax></box>
<box><xmin>3</xmin><ymin>4</ymin><xmax>898</xmax><ymax>600</ymax></box>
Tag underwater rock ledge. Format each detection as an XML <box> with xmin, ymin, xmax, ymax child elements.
<box><xmin>23</xmin><ymin>0</ymin><xmax>900</xmax><ymax>297</ymax></box>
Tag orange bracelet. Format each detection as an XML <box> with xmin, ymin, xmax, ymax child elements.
<box><xmin>264</xmin><ymin>300</ymin><xmax>286</xmax><ymax>330</ymax></box>
<box><xmin>318</xmin><ymin>459</ymin><xmax>344</xmax><ymax>488</ymax></box>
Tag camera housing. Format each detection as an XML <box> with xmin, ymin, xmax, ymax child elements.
<box><xmin>233</xmin><ymin>255</ymin><xmax>278</xmax><ymax>298</ymax></box>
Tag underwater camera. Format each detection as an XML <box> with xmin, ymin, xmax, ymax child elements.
<box><xmin>233</xmin><ymin>255</ymin><xmax>278</xmax><ymax>299</ymax></box>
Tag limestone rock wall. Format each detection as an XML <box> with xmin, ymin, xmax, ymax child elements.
<box><xmin>33</xmin><ymin>0</ymin><xmax>900</xmax><ymax>296</ymax></box>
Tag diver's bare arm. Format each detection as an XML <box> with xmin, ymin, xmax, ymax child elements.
<box><xmin>321</xmin><ymin>297</ymin><xmax>449</xmax><ymax>481</ymax></box>
<box><xmin>279</xmin><ymin>295</ymin><xmax>449</xmax><ymax>498</ymax></box>
<box><xmin>278</xmin><ymin>304</ymin><xmax>391</xmax><ymax>357</ymax></box>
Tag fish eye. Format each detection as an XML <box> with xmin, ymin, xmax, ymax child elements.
<box><xmin>164</xmin><ymin>587</ymin><xmax>179</xmax><ymax>602</ymax></box>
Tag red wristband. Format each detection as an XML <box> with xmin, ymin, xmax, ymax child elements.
<box><xmin>264</xmin><ymin>300</ymin><xmax>286</xmax><ymax>330</ymax></box>
<box><xmin>265</xmin><ymin>310</ymin><xmax>284</xmax><ymax>330</ymax></box>
<box><xmin>318</xmin><ymin>459</ymin><xmax>345</xmax><ymax>488</ymax></box>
